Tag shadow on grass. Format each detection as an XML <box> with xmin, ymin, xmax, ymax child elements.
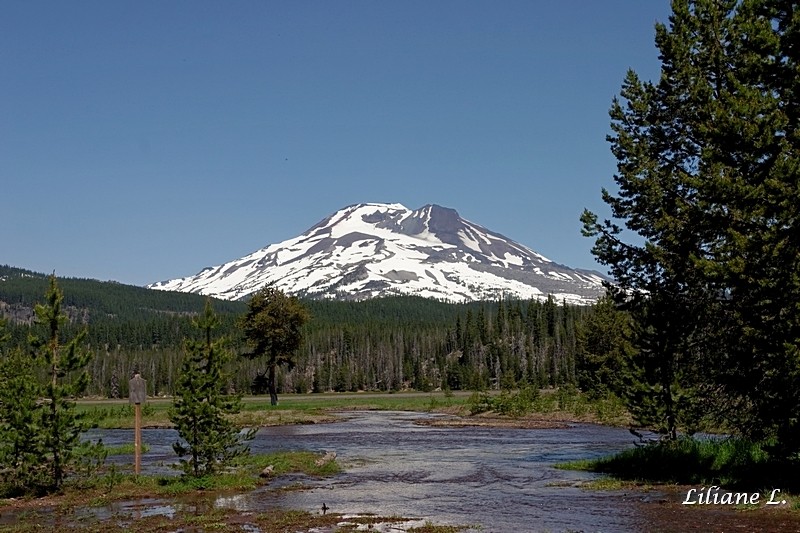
<box><xmin>559</xmin><ymin>437</ymin><xmax>800</xmax><ymax>491</ymax></box>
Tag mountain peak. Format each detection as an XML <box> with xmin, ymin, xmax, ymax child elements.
<box><xmin>149</xmin><ymin>203</ymin><xmax>606</xmax><ymax>304</ymax></box>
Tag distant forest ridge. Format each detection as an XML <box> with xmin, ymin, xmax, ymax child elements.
<box><xmin>0</xmin><ymin>264</ymin><xmax>601</xmax><ymax>397</ymax></box>
<box><xmin>0</xmin><ymin>264</ymin><xmax>246</xmax><ymax>317</ymax></box>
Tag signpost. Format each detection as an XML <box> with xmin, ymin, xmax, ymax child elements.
<box><xmin>129</xmin><ymin>372</ymin><xmax>147</xmax><ymax>475</ymax></box>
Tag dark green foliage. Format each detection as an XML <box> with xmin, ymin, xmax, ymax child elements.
<box><xmin>0</xmin><ymin>267</ymin><xmax>245</xmax><ymax>398</ymax></box>
<box><xmin>2</xmin><ymin>267</ymin><xmax>610</xmax><ymax>400</ymax></box>
<box><xmin>576</xmin><ymin>437</ymin><xmax>800</xmax><ymax>491</ymax></box>
<box><xmin>0</xmin><ymin>276</ymin><xmax>103</xmax><ymax>495</ymax></box>
<box><xmin>468</xmin><ymin>386</ymin><xmax>539</xmax><ymax>417</ymax></box>
<box><xmin>575</xmin><ymin>296</ymin><xmax>632</xmax><ymax>398</ymax></box>
<box><xmin>0</xmin><ymin>264</ymin><xmax>245</xmax><ymax>350</ymax></box>
<box><xmin>582</xmin><ymin>0</ymin><xmax>800</xmax><ymax>453</ymax></box>
<box><xmin>0</xmin><ymin>321</ymin><xmax>49</xmax><ymax>495</ymax></box>
<box><xmin>239</xmin><ymin>286</ymin><xmax>310</xmax><ymax>405</ymax></box>
<box><xmin>31</xmin><ymin>276</ymin><xmax>100</xmax><ymax>491</ymax></box>
<box><xmin>580</xmin><ymin>49</ymin><xmax>710</xmax><ymax>438</ymax></box>
<box><xmin>0</xmin><ymin>265</ymin><xmax>244</xmax><ymax>318</ymax></box>
<box><xmin>170</xmin><ymin>300</ymin><xmax>253</xmax><ymax>477</ymax></box>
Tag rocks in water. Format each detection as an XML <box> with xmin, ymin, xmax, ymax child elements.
<box><xmin>314</xmin><ymin>451</ymin><xmax>336</xmax><ymax>467</ymax></box>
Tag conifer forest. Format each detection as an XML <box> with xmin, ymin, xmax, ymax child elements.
<box><xmin>0</xmin><ymin>265</ymin><xmax>600</xmax><ymax>401</ymax></box>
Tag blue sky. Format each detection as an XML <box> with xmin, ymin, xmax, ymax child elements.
<box><xmin>2</xmin><ymin>1</ymin><xmax>671</xmax><ymax>287</ymax></box>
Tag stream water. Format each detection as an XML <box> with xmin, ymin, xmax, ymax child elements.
<box><xmin>86</xmin><ymin>411</ymin><xmax>652</xmax><ymax>531</ymax></box>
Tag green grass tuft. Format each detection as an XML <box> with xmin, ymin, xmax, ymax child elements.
<box><xmin>104</xmin><ymin>443</ymin><xmax>150</xmax><ymax>455</ymax></box>
<box><xmin>239</xmin><ymin>450</ymin><xmax>342</xmax><ymax>477</ymax></box>
<box><xmin>560</xmin><ymin>436</ymin><xmax>800</xmax><ymax>491</ymax></box>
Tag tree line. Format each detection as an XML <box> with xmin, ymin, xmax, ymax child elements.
<box><xmin>1</xmin><ymin>267</ymin><xmax>607</xmax><ymax>399</ymax></box>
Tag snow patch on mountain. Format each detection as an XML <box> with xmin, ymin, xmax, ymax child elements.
<box><xmin>148</xmin><ymin>203</ymin><xmax>606</xmax><ymax>304</ymax></box>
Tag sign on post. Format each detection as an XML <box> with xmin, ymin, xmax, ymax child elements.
<box><xmin>129</xmin><ymin>373</ymin><xmax>147</xmax><ymax>405</ymax></box>
<box><xmin>129</xmin><ymin>372</ymin><xmax>147</xmax><ymax>475</ymax></box>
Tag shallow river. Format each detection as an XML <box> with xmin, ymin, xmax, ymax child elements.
<box><xmin>91</xmin><ymin>411</ymin><xmax>653</xmax><ymax>531</ymax></box>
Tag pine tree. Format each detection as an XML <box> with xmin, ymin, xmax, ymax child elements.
<box><xmin>0</xmin><ymin>319</ymin><xmax>48</xmax><ymax>495</ymax></box>
<box><xmin>581</xmin><ymin>0</ymin><xmax>729</xmax><ymax>437</ymax></box>
<box><xmin>575</xmin><ymin>296</ymin><xmax>633</xmax><ymax>398</ymax></box>
<box><xmin>583</xmin><ymin>0</ymin><xmax>800</xmax><ymax>446</ymax></box>
<box><xmin>239</xmin><ymin>286</ymin><xmax>309</xmax><ymax>406</ymax></box>
<box><xmin>692</xmin><ymin>0</ymin><xmax>800</xmax><ymax>455</ymax></box>
<box><xmin>27</xmin><ymin>275</ymin><xmax>97</xmax><ymax>490</ymax></box>
<box><xmin>170</xmin><ymin>300</ymin><xmax>252</xmax><ymax>477</ymax></box>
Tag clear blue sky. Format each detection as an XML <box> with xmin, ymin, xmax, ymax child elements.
<box><xmin>2</xmin><ymin>1</ymin><xmax>671</xmax><ymax>287</ymax></box>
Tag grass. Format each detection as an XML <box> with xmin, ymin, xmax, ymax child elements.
<box><xmin>559</xmin><ymin>436</ymin><xmax>800</xmax><ymax>492</ymax></box>
<box><xmin>77</xmin><ymin>391</ymin><xmax>475</xmax><ymax>429</ymax></box>
<box><xmin>238</xmin><ymin>391</ymin><xmax>471</xmax><ymax>415</ymax></box>
<box><xmin>0</xmin><ymin>507</ymin><xmax>473</xmax><ymax>533</ymax></box>
<box><xmin>531</xmin><ymin>387</ymin><xmax>630</xmax><ymax>426</ymax></box>
<box><xmin>466</xmin><ymin>386</ymin><xmax>631</xmax><ymax>426</ymax></box>
<box><xmin>76</xmin><ymin>388</ymin><xmax>634</xmax><ymax>434</ymax></box>
<box><xmin>0</xmin><ymin>450</ymin><xmax>342</xmax><ymax>510</ymax></box>
<box><xmin>581</xmin><ymin>477</ymin><xmax>654</xmax><ymax>491</ymax></box>
<box><xmin>239</xmin><ymin>450</ymin><xmax>342</xmax><ymax>477</ymax></box>
<box><xmin>148</xmin><ymin>450</ymin><xmax>342</xmax><ymax>495</ymax></box>
<box><xmin>104</xmin><ymin>442</ymin><xmax>150</xmax><ymax>455</ymax></box>
<box><xmin>78</xmin><ymin>400</ymin><xmax>170</xmax><ymax>428</ymax></box>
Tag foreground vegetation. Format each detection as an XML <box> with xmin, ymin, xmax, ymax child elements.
<box><xmin>75</xmin><ymin>386</ymin><xmax>630</xmax><ymax>431</ymax></box>
<box><xmin>101</xmin><ymin>451</ymin><xmax>341</xmax><ymax>498</ymax></box>
<box><xmin>1</xmin><ymin>507</ymin><xmax>469</xmax><ymax>533</ymax></box>
<box><xmin>0</xmin><ymin>449</ymin><xmax>470</xmax><ymax>533</ymax></box>
<box><xmin>561</xmin><ymin>437</ymin><xmax>800</xmax><ymax>494</ymax></box>
<box><xmin>0</xmin><ymin>277</ymin><xmax>106</xmax><ymax>496</ymax></box>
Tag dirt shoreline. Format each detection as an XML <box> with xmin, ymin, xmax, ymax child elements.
<box><xmin>415</xmin><ymin>413</ymin><xmax>572</xmax><ymax>429</ymax></box>
<box><xmin>6</xmin><ymin>481</ymin><xmax>798</xmax><ymax>532</ymax></box>
<box><xmin>632</xmin><ymin>485</ymin><xmax>800</xmax><ymax>532</ymax></box>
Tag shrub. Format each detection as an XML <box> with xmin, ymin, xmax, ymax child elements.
<box><xmin>467</xmin><ymin>386</ymin><xmax>539</xmax><ymax>417</ymax></box>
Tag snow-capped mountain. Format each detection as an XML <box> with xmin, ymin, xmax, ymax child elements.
<box><xmin>148</xmin><ymin>203</ymin><xmax>607</xmax><ymax>304</ymax></box>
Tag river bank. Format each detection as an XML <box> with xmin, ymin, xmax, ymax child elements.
<box><xmin>5</xmin><ymin>397</ymin><xmax>798</xmax><ymax>531</ymax></box>
<box><xmin>75</xmin><ymin>388</ymin><xmax>631</xmax><ymax>430</ymax></box>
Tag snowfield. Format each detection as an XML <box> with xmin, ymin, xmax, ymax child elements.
<box><xmin>149</xmin><ymin>203</ymin><xmax>606</xmax><ymax>304</ymax></box>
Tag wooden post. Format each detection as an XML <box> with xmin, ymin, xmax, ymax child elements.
<box><xmin>134</xmin><ymin>403</ymin><xmax>142</xmax><ymax>475</ymax></box>
<box><xmin>129</xmin><ymin>372</ymin><xmax>147</xmax><ymax>476</ymax></box>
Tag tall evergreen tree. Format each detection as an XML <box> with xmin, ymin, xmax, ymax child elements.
<box><xmin>171</xmin><ymin>300</ymin><xmax>252</xmax><ymax>477</ymax></box>
<box><xmin>239</xmin><ymin>286</ymin><xmax>309</xmax><ymax>405</ymax></box>
<box><xmin>582</xmin><ymin>0</ymin><xmax>747</xmax><ymax>438</ymax></box>
<box><xmin>694</xmin><ymin>0</ymin><xmax>800</xmax><ymax>454</ymax></box>
<box><xmin>28</xmin><ymin>276</ymin><xmax>96</xmax><ymax>490</ymax></box>
<box><xmin>583</xmin><ymin>0</ymin><xmax>800</xmax><ymax>447</ymax></box>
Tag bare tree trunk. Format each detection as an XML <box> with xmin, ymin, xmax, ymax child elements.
<box><xmin>268</xmin><ymin>363</ymin><xmax>278</xmax><ymax>406</ymax></box>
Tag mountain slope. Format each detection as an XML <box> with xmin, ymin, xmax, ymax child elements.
<box><xmin>0</xmin><ymin>264</ymin><xmax>245</xmax><ymax>325</ymax></box>
<box><xmin>148</xmin><ymin>203</ymin><xmax>606</xmax><ymax>304</ymax></box>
